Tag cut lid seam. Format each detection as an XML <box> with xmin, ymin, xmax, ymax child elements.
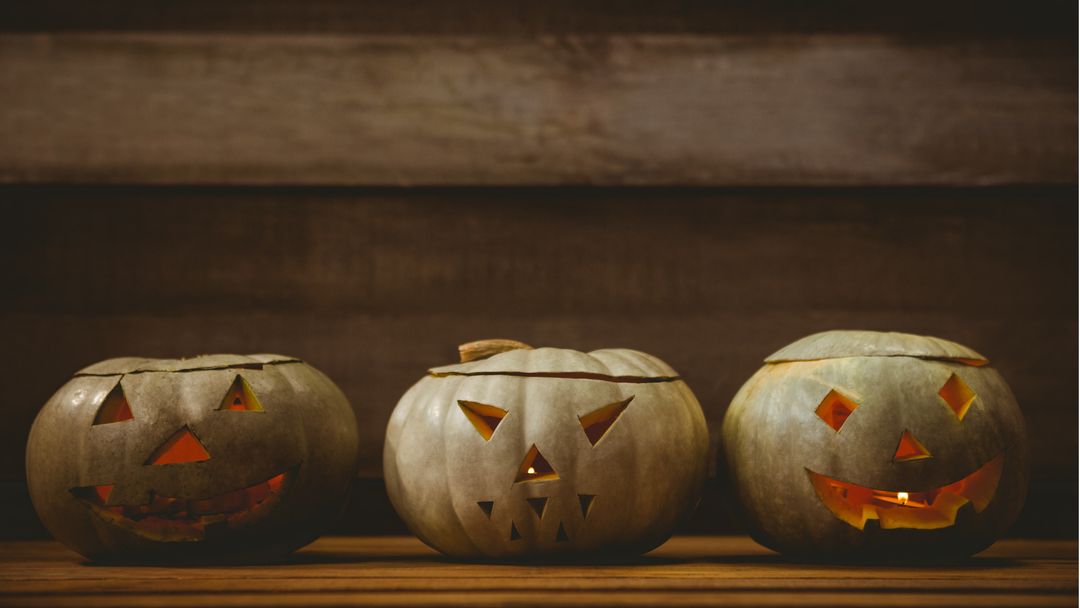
<box><xmin>765</xmin><ymin>354</ymin><xmax>988</xmax><ymax>366</ymax></box>
<box><xmin>74</xmin><ymin>359</ymin><xmax>304</xmax><ymax>377</ymax></box>
<box><xmin>428</xmin><ymin>370</ymin><xmax>681</xmax><ymax>384</ymax></box>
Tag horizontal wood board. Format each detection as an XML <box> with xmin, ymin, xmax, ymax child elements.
<box><xmin>2</xmin><ymin>1</ymin><xmax>1076</xmax><ymax>35</ymax></box>
<box><xmin>1</xmin><ymin>186</ymin><xmax>1075</xmax><ymax>486</ymax></box>
<box><xmin>0</xmin><ymin>536</ymin><xmax>1075</xmax><ymax>606</ymax></box>
<box><xmin>0</xmin><ymin>33</ymin><xmax>1074</xmax><ymax>186</ymax></box>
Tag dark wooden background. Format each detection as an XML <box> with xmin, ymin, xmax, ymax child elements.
<box><xmin>0</xmin><ymin>1</ymin><xmax>1075</xmax><ymax>538</ymax></box>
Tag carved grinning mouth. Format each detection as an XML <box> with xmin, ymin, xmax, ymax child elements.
<box><xmin>806</xmin><ymin>454</ymin><xmax>1004</xmax><ymax>530</ymax></box>
<box><xmin>477</xmin><ymin>494</ymin><xmax>597</xmax><ymax>544</ymax></box>
<box><xmin>71</xmin><ymin>466</ymin><xmax>296</xmax><ymax>542</ymax></box>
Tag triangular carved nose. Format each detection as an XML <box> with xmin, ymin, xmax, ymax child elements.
<box><xmin>893</xmin><ymin>430</ymin><xmax>932</xmax><ymax>462</ymax></box>
<box><xmin>515</xmin><ymin>444</ymin><xmax>559</xmax><ymax>483</ymax></box>
<box><xmin>146</xmin><ymin>426</ymin><xmax>211</xmax><ymax>465</ymax></box>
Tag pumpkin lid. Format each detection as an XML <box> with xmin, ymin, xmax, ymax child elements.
<box><xmin>764</xmin><ymin>330</ymin><xmax>988</xmax><ymax>366</ymax></box>
<box><xmin>75</xmin><ymin>354</ymin><xmax>302</xmax><ymax>376</ymax></box>
<box><xmin>429</xmin><ymin>340</ymin><xmax>680</xmax><ymax>381</ymax></box>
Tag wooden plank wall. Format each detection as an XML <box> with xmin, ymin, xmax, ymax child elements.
<box><xmin>0</xmin><ymin>34</ymin><xmax>1073</xmax><ymax>186</ymax></box>
<box><xmin>0</xmin><ymin>1</ymin><xmax>1075</xmax><ymax>537</ymax></box>
<box><xmin>1</xmin><ymin>1</ymin><xmax>1075</xmax><ymax>186</ymax></box>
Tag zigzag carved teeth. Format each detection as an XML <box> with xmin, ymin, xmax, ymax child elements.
<box><xmin>526</xmin><ymin>497</ymin><xmax>547</xmax><ymax>519</ymax></box>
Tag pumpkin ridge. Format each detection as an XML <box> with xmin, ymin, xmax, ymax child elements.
<box><xmin>587</xmin><ymin>348</ymin><xmax>673</xmax><ymax>379</ymax></box>
<box><xmin>435</xmin><ymin>376</ymin><xmax>485</xmax><ymax>556</ymax></box>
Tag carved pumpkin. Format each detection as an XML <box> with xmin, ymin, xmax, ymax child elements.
<box><xmin>722</xmin><ymin>331</ymin><xmax>1029</xmax><ymax>559</ymax></box>
<box><xmin>26</xmin><ymin>354</ymin><xmax>359</xmax><ymax>562</ymax></box>
<box><xmin>384</xmin><ymin>340</ymin><xmax>709</xmax><ymax>559</ymax></box>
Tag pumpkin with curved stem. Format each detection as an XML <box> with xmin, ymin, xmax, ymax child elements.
<box><xmin>722</xmin><ymin>330</ymin><xmax>1029</xmax><ymax>560</ymax></box>
<box><xmin>26</xmin><ymin>354</ymin><xmax>359</xmax><ymax>563</ymax></box>
<box><xmin>384</xmin><ymin>340</ymin><xmax>709</xmax><ymax>559</ymax></box>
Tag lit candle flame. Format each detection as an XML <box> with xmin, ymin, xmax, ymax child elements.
<box><xmin>527</xmin><ymin>467</ymin><xmax>536</xmax><ymax>475</ymax></box>
<box><xmin>897</xmin><ymin>491</ymin><xmax>909</xmax><ymax>506</ymax></box>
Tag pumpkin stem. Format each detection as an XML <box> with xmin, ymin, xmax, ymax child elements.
<box><xmin>458</xmin><ymin>339</ymin><xmax>533</xmax><ymax>363</ymax></box>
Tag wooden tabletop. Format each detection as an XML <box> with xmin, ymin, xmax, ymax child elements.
<box><xmin>0</xmin><ymin>536</ymin><xmax>1075</xmax><ymax>606</ymax></box>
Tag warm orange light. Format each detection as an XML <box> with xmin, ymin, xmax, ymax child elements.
<box><xmin>266</xmin><ymin>472</ymin><xmax>286</xmax><ymax>493</ymax></box>
<box><xmin>515</xmin><ymin>445</ymin><xmax>559</xmax><ymax>483</ymax></box>
<box><xmin>71</xmin><ymin>469</ymin><xmax>292</xmax><ymax>542</ymax></box>
<box><xmin>579</xmin><ymin>397</ymin><xmax>633</xmax><ymax>445</ymax></box>
<box><xmin>939</xmin><ymin>373</ymin><xmax>976</xmax><ymax>420</ymax></box>
<box><xmin>893</xmin><ymin>430</ymin><xmax>932</xmax><ymax>462</ymax></box>
<box><xmin>806</xmin><ymin>454</ymin><xmax>1005</xmax><ymax>530</ymax></box>
<box><xmin>94</xmin><ymin>484</ymin><xmax>114</xmax><ymax>504</ymax></box>
<box><xmin>457</xmin><ymin>400</ymin><xmax>508</xmax><ymax>441</ymax></box>
<box><xmin>814</xmin><ymin>389</ymin><xmax>859</xmax><ymax>432</ymax></box>
<box><xmin>93</xmin><ymin>384</ymin><xmax>134</xmax><ymax>425</ymax></box>
<box><xmin>147</xmin><ymin>427</ymin><xmax>211</xmax><ymax>465</ymax></box>
<box><xmin>218</xmin><ymin>375</ymin><xmax>264</xmax><ymax>412</ymax></box>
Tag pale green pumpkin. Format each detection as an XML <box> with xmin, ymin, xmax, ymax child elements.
<box><xmin>385</xmin><ymin>340</ymin><xmax>709</xmax><ymax>559</ymax></box>
<box><xmin>26</xmin><ymin>354</ymin><xmax>359</xmax><ymax>563</ymax></box>
<box><xmin>723</xmin><ymin>331</ymin><xmax>1029</xmax><ymax>559</ymax></box>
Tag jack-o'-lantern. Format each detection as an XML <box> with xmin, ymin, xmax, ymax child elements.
<box><xmin>26</xmin><ymin>354</ymin><xmax>359</xmax><ymax>563</ymax></box>
<box><xmin>384</xmin><ymin>340</ymin><xmax>709</xmax><ymax>559</ymax></box>
<box><xmin>722</xmin><ymin>331</ymin><xmax>1029</xmax><ymax>560</ymax></box>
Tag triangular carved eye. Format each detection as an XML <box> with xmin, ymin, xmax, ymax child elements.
<box><xmin>526</xmin><ymin>497</ymin><xmax>548</xmax><ymax>519</ymax></box>
<box><xmin>93</xmin><ymin>381</ymin><xmax>134</xmax><ymax>425</ymax></box>
<box><xmin>939</xmin><ymin>373</ymin><xmax>976</xmax><ymax>421</ymax></box>
<box><xmin>218</xmin><ymin>375</ymin><xmax>263</xmax><ymax>412</ymax></box>
<box><xmin>815</xmin><ymin>389</ymin><xmax>859</xmax><ymax>432</ymax></box>
<box><xmin>579</xmin><ymin>396</ymin><xmax>633</xmax><ymax>446</ymax></box>
<box><xmin>457</xmin><ymin>400</ymin><xmax>507</xmax><ymax>441</ymax></box>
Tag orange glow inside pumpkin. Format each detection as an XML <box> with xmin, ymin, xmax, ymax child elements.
<box><xmin>939</xmin><ymin>373</ymin><xmax>977</xmax><ymax>420</ymax></box>
<box><xmin>93</xmin><ymin>384</ymin><xmax>134</xmax><ymax>425</ymax></box>
<box><xmin>807</xmin><ymin>453</ymin><xmax>1004</xmax><ymax>530</ymax></box>
<box><xmin>146</xmin><ymin>427</ymin><xmax>211</xmax><ymax>465</ymax></box>
<box><xmin>815</xmin><ymin>390</ymin><xmax>859</xmax><ymax>432</ymax></box>
<box><xmin>71</xmin><ymin>470</ymin><xmax>292</xmax><ymax>542</ymax></box>
<box><xmin>893</xmin><ymin>430</ymin><xmax>932</xmax><ymax>462</ymax></box>
<box><xmin>93</xmin><ymin>484</ymin><xmax>114</xmax><ymax>504</ymax></box>
<box><xmin>578</xmin><ymin>397</ymin><xmax>633</xmax><ymax>446</ymax></box>
<box><xmin>515</xmin><ymin>444</ymin><xmax>559</xmax><ymax>483</ymax></box>
<box><xmin>219</xmin><ymin>375</ymin><xmax>264</xmax><ymax>412</ymax></box>
<box><xmin>949</xmin><ymin>358</ymin><xmax>989</xmax><ymax>367</ymax></box>
<box><xmin>457</xmin><ymin>400</ymin><xmax>507</xmax><ymax>441</ymax></box>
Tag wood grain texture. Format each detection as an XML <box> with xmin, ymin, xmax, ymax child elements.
<box><xmin>1</xmin><ymin>186</ymin><xmax>1074</xmax><ymax>486</ymax></box>
<box><xmin>0</xmin><ymin>33</ymin><xmax>1074</xmax><ymax>186</ymax></box>
<box><xmin>0</xmin><ymin>536</ymin><xmax>1074</xmax><ymax>606</ymax></box>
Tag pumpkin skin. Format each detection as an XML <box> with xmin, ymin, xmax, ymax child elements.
<box><xmin>26</xmin><ymin>354</ymin><xmax>359</xmax><ymax>563</ymax></box>
<box><xmin>722</xmin><ymin>331</ymin><xmax>1029</xmax><ymax>560</ymax></box>
<box><xmin>384</xmin><ymin>342</ymin><xmax>709</xmax><ymax>559</ymax></box>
